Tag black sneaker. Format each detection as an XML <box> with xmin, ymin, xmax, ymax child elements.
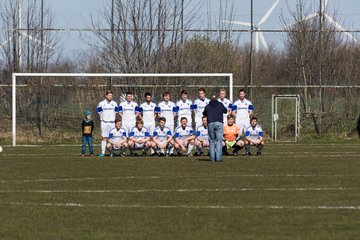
<box><xmin>256</xmin><ymin>152</ymin><xmax>262</xmax><ymax>156</ymax></box>
<box><xmin>151</xmin><ymin>153</ymin><xmax>158</xmax><ymax>157</ymax></box>
<box><xmin>185</xmin><ymin>153</ymin><xmax>193</xmax><ymax>157</ymax></box>
<box><xmin>246</xmin><ymin>152</ymin><xmax>252</xmax><ymax>156</ymax></box>
<box><xmin>232</xmin><ymin>151</ymin><xmax>239</xmax><ymax>156</ymax></box>
<box><xmin>142</xmin><ymin>152</ymin><xmax>147</xmax><ymax>157</ymax></box>
<box><xmin>193</xmin><ymin>152</ymin><xmax>200</xmax><ymax>156</ymax></box>
<box><xmin>223</xmin><ymin>151</ymin><xmax>229</xmax><ymax>156</ymax></box>
<box><xmin>159</xmin><ymin>153</ymin><xmax>165</xmax><ymax>157</ymax></box>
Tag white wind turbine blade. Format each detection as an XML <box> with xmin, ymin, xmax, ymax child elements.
<box><xmin>258</xmin><ymin>0</ymin><xmax>281</xmax><ymax>26</ymax></box>
<box><xmin>258</xmin><ymin>31</ymin><xmax>269</xmax><ymax>51</ymax></box>
<box><xmin>222</xmin><ymin>19</ymin><xmax>253</xmax><ymax>27</ymax></box>
<box><xmin>255</xmin><ymin>32</ymin><xmax>260</xmax><ymax>52</ymax></box>
<box><xmin>21</xmin><ymin>32</ymin><xmax>54</xmax><ymax>50</ymax></box>
<box><xmin>324</xmin><ymin>14</ymin><xmax>358</xmax><ymax>43</ymax></box>
<box><xmin>285</xmin><ymin>12</ymin><xmax>319</xmax><ymax>29</ymax></box>
<box><xmin>322</xmin><ymin>0</ymin><xmax>329</xmax><ymax>11</ymax></box>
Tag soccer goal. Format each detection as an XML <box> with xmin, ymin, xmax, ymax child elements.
<box><xmin>11</xmin><ymin>72</ymin><xmax>233</xmax><ymax>146</ymax></box>
<box><xmin>271</xmin><ymin>94</ymin><xmax>300</xmax><ymax>142</ymax></box>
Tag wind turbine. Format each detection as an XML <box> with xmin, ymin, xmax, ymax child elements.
<box><xmin>290</xmin><ymin>0</ymin><xmax>357</xmax><ymax>43</ymax></box>
<box><xmin>223</xmin><ymin>0</ymin><xmax>281</xmax><ymax>52</ymax></box>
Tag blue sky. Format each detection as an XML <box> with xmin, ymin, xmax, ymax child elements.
<box><xmin>47</xmin><ymin>0</ymin><xmax>360</xmax><ymax>57</ymax></box>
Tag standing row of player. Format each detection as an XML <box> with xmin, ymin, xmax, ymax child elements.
<box><xmin>93</xmin><ymin>88</ymin><xmax>262</xmax><ymax>157</ymax></box>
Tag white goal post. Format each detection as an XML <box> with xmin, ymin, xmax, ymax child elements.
<box><xmin>12</xmin><ymin>72</ymin><xmax>233</xmax><ymax>146</ymax></box>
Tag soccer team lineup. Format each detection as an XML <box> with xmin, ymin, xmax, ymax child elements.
<box><xmin>86</xmin><ymin>88</ymin><xmax>264</xmax><ymax>159</ymax></box>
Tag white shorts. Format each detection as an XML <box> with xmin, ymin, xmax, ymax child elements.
<box><xmin>122</xmin><ymin>121</ymin><xmax>136</xmax><ymax>135</ymax></box>
<box><xmin>134</xmin><ymin>142</ymin><xmax>145</xmax><ymax>149</ymax></box>
<box><xmin>165</xmin><ymin>124</ymin><xmax>174</xmax><ymax>135</ymax></box>
<box><xmin>236</xmin><ymin>120</ymin><xmax>249</xmax><ymax>135</ymax></box>
<box><xmin>144</xmin><ymin>124</ymin><xmax>155</xmax><ymax>136</ymax></box>
<box><xmin>101</xmin><ymin>122</ymin><xmax>115</xmax><ymax>138</ymax></box>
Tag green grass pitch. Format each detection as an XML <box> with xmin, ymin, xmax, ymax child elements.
<box><xmin>0</xmin><ymin>144</ymin><xmax>360</xmax><ymax>239</ymax></box>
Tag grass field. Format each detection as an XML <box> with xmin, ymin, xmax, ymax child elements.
<box><xmin>0</xmin><ymin>144</ymin><xmax>360</xmax><ymax>240</ymax></box>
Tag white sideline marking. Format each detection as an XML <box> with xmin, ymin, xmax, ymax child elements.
<box><xmin>1</xmin><ymin>174</ymin><xmax>359</xmax><ymax>183</ymax></box>
<box><xmin>1</xmin><ymin>201</ymin><xmax>360</xmax><ymax>210</ymax></box>
<box><xmin>0</xmin><ymin>187</ymin><xmax>355</xmax><ymax>193</ymax></box>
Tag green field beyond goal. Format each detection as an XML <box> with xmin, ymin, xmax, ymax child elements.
<box><xmin>0</xmin><ymin>144</ymin><xmax>360</xmax><ymax>239</ymax></box>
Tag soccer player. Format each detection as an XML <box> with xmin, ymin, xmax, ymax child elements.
<box><xmin>223</xmin><ymin>114</ymin><xmax>244</xmax><ymax>155</ymax></box>
<box><xmin>176</xmin><ymin>90</ymin><xmax>195</xmax><ymax>127</ymax></box>
<box><xmin>173</xmin><ymin>117</ymin><xmax>195</xmax><ymax>156</ymax></box>
<box><xmin>232</xmin><ymin>89</ymin><xmax>254</xmax><ymax>134</ymax></box>
<box><xmin>195</xmin><ymin>116</ymin><xmax>209</xmax><ymax>156</ymax></box>
<box><xmin>157</xmin><ymin>92</ymin><xmax>177</xmax><ymax>134</ymax></box>
<box><xmin>140</xmin><ymin>92</ymin><xmax>157</xmax><ymax>136</ymax></box>
<box><xmin>152</xmin><ymin>117</ymin><xmax>174</xmax><ymax>156</ymax></box>
<box><xmin>218</xmin><ymin>88</ymin><xmax>232</xmax><ymax>125</ymax></box>
<box><xmin>245</xmin><ymin>117</ymin><xmax>264</xmax><ymax>156</ymax></box>
<box><xmin>128</xmin><ymin>120</ymin><xmax>152</xmax><ymax>156</ymax></box>
<box><xmin>96</xmin><ymin>90</ymin><xmax>119</xmax><ymax>157</ymax></box>
<box><xmin>119</xmin><ymin>91</ymin><xmax>140</xmax><ymax>134</ymax></box>
<box><xmin>193</xmin><ymin>88</ymin><xmax>210</xmax><ymax>130</ymax></box>
<box><xmin>107</xmin><ymin>119</ymin><xmax>128</xmax><ymax>157</ymax></box>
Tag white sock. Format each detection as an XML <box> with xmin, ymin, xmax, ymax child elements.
<box><xmin>101</xmin><ymin>140</ymin><xmax>106</xmax><ymax>154</ymax></box>
<box><xmin>187</xmin><ymin>144</ymin><xmax>194</xmax><ymax>154</ymax></box>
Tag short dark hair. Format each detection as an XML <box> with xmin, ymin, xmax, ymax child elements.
<box><xmin>181</xmin><ymin>90</ymin><xmax>188</xmax><ymax>95</ymax></box>
<box><xmin>126</xmin><ymin>91</ymin><xmax>133</xmax><ymax>96</ymax></box>
<box><xmin>239</xmin><ymin>89</ymin><xmax>245</xmax><ymax>93</ymax></box>
<box><xmin>202</xmin><ymin>116</ymin><xmax>207</xmax><ymax>120</ymax></box>
<box><xmin>159</xmin><ymin>117</ymin><xmax>166</xmax><ymax>122</ymax></box>
<box><xmin>163</xmin><ymin>92</ymin><xmax>170</xmax><ymax>97</ymax></box>
<box><xmin>251</xmin><ymin>116</ymin><xmax>258</xmax><ymax>121</ymax></box>
<box><xmin>180</xmin><ymin>117</ymin><xmax>188</xmax><ymax>122</ymax></box>
<box><xmin>115</xmin><ymin>119</ymin><xmax>121</xmax><ymax>124</ymax></box>
<box><xmin>198</xmin><ymin>88</ymin><xmax>206</xmax><ymax>93</ymax></box>
<box><xmin>106</xmin><ymin>90</ymin><xmax>113</xmax><ymax>95</ymax></box>
<box><xmin>145</xmin><ymin>92</ymin><xmax>152</xmax><ymax>98</ymax></box>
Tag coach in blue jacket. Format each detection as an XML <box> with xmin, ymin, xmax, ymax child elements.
<box><xmin>203</xmin><ymin>95</ymin><xmax>227</xmax><ymax>162</ymax></box>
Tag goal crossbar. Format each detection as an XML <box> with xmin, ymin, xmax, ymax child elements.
<box><xmin>12</xmin><ymin>72</ymin><xmax>233</xmax><ymax>146</ymax></box>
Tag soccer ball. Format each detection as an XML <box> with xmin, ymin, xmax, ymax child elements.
<box><xmin>0</xmin><ymin>146</ymin><xmax>2</xmax><ymax>153</ymax></box>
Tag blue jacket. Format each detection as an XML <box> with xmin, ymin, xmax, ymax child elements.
<box><xmin>203</xmin><ymin>100</ymin><xmax>227</xmax><ymax>123</ymax></box>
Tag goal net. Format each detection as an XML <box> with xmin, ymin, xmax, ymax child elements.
<box><xmin>11</xmin><ymin>73</ymin><xmax>233</xmax><ymax>146</ymax></box>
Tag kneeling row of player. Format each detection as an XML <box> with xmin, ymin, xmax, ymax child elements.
<box><xmin>107</xmin><ymin>115</ymin><xmax>264</xmax><ymax>157</ymax></box>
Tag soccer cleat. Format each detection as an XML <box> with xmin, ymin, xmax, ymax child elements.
<box><xmin>185</xmin><ymin>153</ymin><xmax>193</xmax><ymax>157</ymax></box>
<box><xmin>97</xmin><ymin>153</ymin><xmax>105</xmax><ymax>157</ymax></box>
<box><xmin>151</xmin><ymin>153</ymin><xmax>158</xmax><ymax>157</ymax></box>
<box><xmin>232</xmin><ymin>151</ymin><xmax>239</xmax><ymax>156</ymax></box>
<box><xmin>256</xmin><ymin>152</ymin><xmax>262</xmax><ymax>156</ymax></box>
<box><xmin>142</xmin><ymin>152</ymin><xmax>147</xmax><ymax>157</ymax></box>
<box><xmin>159</xmin><ymin>152</ymin><xmax>165</xmax><ymax>157</ymax></box>
<box><xmin>109</xmin><ymin>153</ymin><xmax>113</xmax><ymax>157</ymax></box>
<box><xmin>223</xmin><ymin>151</ymin><xmax>229</xmax><ymax>156</ymax></box>
<box><xmin>193</xmin><ymin>152</ymin><xmax>200</xmax><ymax>156</ymax></box>
<box><xmin>246</xmin><ymin>152</ymin><xmax>252</xmax><ymax>156</ymax></box>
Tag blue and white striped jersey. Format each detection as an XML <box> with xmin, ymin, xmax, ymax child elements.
<box><xmin>129</xmin><ymin>127</ymin><xmax>150</xmax><ymax>140</ymax></box>
<box><xmin>245</xmin><ymin>125</ymin><xmax>263</xmax><ymax>141</ymax></box>
<box><xmin>232</xmin><ymin>98</ymin><xmax>254</xmax><ymax>122</ymax></box>
<box><xmin>119</xmin><ymin>101</ymin><xmax>138</xmax><ymax>123</ymax></box>
<box><xmin>96</xmin><ymin>99</ymin><xmax>119</xmax><ymax>122</ymax></box>
<box><xmin>157</xmin><ymin>101</ymin><xmax>176</xmax><ymax>126</ymax></box>
<box><xmin>174</xmin><ymin>125</ymin><xmax>194</xmax><ymax>141</ymax></box>
<box><xmin>140</xmin><ymin>102</ymin><xmax>156</xmax><ymax>125</ymax></box>
<box><xmin>196</xmin><ymin>125</ymin><xmax>209</xmax><ymax>141</ymax></box>
<box><xmin>109</xmin><ymin>127</ymin><xmax>127</xmax><ymax>143</ymax></box>
<box><xmin>153</xmin><ymin>126</ymin><xmax>172</xmax><ymax>142</ymax></box>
